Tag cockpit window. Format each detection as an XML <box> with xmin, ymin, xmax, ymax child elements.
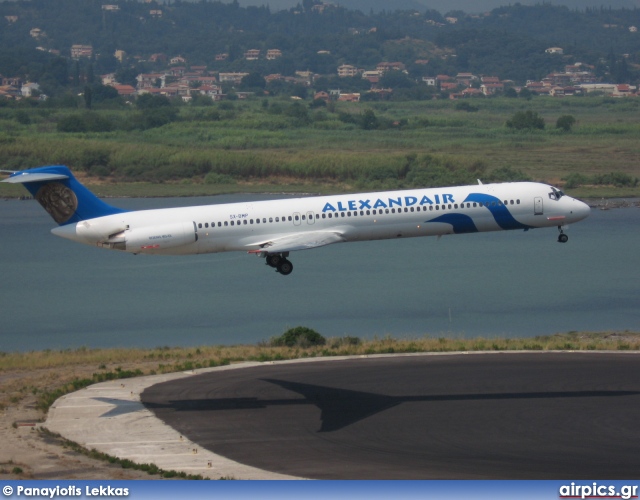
<box><xmin>548</xmin><ymin>187</ymin><xmax>565</xmax><ymax>201</ymax></box>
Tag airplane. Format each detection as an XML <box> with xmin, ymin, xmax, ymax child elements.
<box><xmin>2</xmin><ymin>165</ymin><xmax>590</xmax><ymax>276</ymax></box>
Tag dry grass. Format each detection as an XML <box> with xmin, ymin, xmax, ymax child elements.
<box><xmin>1</xmin><ymin>331</ymin><xmax>638</xmax><ymax>412</ymax></box>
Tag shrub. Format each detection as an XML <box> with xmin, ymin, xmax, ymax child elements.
<box><xmin>556</xmin><ymin>115</ymin><xmax>576</xmax><ymax>132</ymax></box>
<box><xmin>506</xmin><ymin>110</ymin><xmax>545</xmax><ymax>130</ymax></box>
<box><xmin>271</xmin><ymin>326</ymin><xmax>326</xmax><ymax>347</ymax></box>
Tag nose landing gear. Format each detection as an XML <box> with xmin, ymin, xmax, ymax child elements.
<box><xmin>557</xmin><ymin>226</ymin><xmax>569</xmax><ymax>243</ymax></box>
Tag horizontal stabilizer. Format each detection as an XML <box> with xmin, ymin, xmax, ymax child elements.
<box><xmin>2</xmin><ymin>172</ymin><xmax>69</xmax><ymax>184</ymax></box>
<box><xmin>249</xmin><ymin>231</ymin><xmax>345</xmax><ymax>254</ymax></box>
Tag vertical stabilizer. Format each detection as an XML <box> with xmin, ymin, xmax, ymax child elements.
<box><xmin>1</xmin><ymin>165</ymin><xmax>126</xmax><ymax>225</ymax></box>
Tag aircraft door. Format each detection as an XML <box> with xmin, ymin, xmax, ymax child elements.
<box><xmin>307</xmin><ymin>211</ymin><xmax>315</xmax><ymax>224</ymax></box>
<box><xmin>293</xmin><ymin>212</ymin><xmax>301</xmax><ymax>226</ymax></box>
<box><xmin>534</xmin><ymin>197</ymin><xmax>543</xmax><ymax>215</ymax></box>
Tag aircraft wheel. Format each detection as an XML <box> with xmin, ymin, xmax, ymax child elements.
<box><xmin>277</xmin><ymin>259</ymin><xmax>293</xmax><ymax>276</ymax></box>
<box><xmin>266</xmin><ymin>254</ymin><xmax>281</xmax><ymax>268</ymax></box>
<box><xmin>558</xmin><ymin>233</ymin><xmax>569</xmax><ymax>243</ymax></box>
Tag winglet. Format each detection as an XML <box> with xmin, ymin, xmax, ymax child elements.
<box><xmin>477</xmin><ymin>179</ymin><xmax>483</xmax><ymax>185</ymax></box>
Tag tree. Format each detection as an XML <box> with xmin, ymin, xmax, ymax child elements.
<box><xmin>83</xmin><ymin>85</ymin><xmax>92</xmax><ymax>109</ymax></box>
<box><xmin>556</xmin><ymin>115</ymin><xmax>576</xmax><ymax>132</ymax></box>
<box><xmin>240</xmin><ymin>72</ymin><xmax>266</xmax><ymax>90</ymax></box>
<box><xmin>506</xmin><ymin>110</ymin><xmax>545</xmax><ymax>130</ymax></box>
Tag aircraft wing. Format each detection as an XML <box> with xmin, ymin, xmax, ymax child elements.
<box><xmin>248</xmin><ymin>230</ymin><xmax>345</xmax><ymax>254</ymax></box>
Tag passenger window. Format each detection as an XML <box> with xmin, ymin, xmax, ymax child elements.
<box><xmin>295</xmin><ymin>215</ymin><xmax>299</xmax><ymax>221</ymax></box>
<box><xmin>347</xmin><ymin>212</ymin><xmax>352</xmax><ymax>217</ymax></box>
<box><xmin>224</xmin><ymin>221</ymin><xmax>228</xmax><ymax>226</ymax></box>
<box><xmin>341</xmin><ymin>212</ymin><xmax>346</xmax><ymax>217</ymax></box>
<box><xmin>516</xmin><ymin>200</ymin><xmax>520</xmax><ymax>204</ymax></box>
<box><xmin>243</xmin><ymin>220</ymin><xmax>247</xmax><ymax>225</ymax></box>
<box><xmin>322</xmin><ymin>213</ymin><xmax>326</xmax><ymax>219</ymax></box>
<box><xmin>385</xmin><ymin>209</ymin><xmax>389</xmax><ymax>214</ymax></box>
<box><xmin>263</xmin><ymin>218</ymin><xmax>267</xmax><ymax>223</ymax></box>
<box><xmin>269</xmin><ymin>217</ymin><xmax>273</xmax><ymax>223</ymax></box>
<box><xmin>275</xmin><ymin>217</ymin><xmax>280</xmax><ymax>222</ymax></box>
<box><xmin>366</xmin><ymin>210</ymin><xmax>371</xmax><ymax>215</ymax></box>
<box><xmin>302</xmin><ymin>215</ymin><xmax>306</xmax><ymax>220</ymax></box>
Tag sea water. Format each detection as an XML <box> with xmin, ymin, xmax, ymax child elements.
<box><xmin>0</xmin><ymin>195</ymin><xmax>638</xmax><ymax>352</ymax></box>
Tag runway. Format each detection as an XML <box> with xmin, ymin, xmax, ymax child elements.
<box><xmin>140</xmin><ymin>352</ymin><xmax>640</xmax><ymax>479</ymax></box>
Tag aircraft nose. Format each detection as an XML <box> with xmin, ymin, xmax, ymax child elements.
<box><xmin>571</xmin><ymin>199</ymin><xmax>591</xmax><ymax>222</ymax></box>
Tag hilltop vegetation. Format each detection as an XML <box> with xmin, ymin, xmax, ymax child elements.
<box><xmin>0</xmin><ymin>0</ymin><xmax>639</xmax><ymax>98</ymax></box>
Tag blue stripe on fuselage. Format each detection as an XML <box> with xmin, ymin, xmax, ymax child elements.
<box><xmin>463</xmin><ymin>193</ymin><xmax>532</xmax><ymax>230</ymax></box>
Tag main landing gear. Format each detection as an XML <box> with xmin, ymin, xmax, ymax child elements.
<box><xmin>557</xmin><ymin>226</ymin><xmax>569</xmax><ymax>243</ymax></box>
<box><xmin>265</xmin><ymin>252</ymin><xmax>294</xmax><ymax>275</ymax></box>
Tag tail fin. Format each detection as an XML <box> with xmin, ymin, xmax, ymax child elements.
<box><xmin>1</xmin><ymin>165</ymin><xmax>126</xmax><ymax>225</ymax></box>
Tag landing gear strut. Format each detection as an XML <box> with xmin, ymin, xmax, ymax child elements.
<box><xmin>557</xmin><ymin>226</ymin><xmax>569</xmax><ymax>243</ymax></box>
<box><xmin>265</xmin><ymin>252</ymin><xmax>293</xmax><ymax>275</ymax></box>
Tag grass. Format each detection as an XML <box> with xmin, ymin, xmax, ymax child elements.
<box><xmin>1</xmin><ymin>96</ymin><xmax>639</xmax><ymax>198</ymax></box>
<box><xmin>1</xmin><ymin>331</ymin><xmax>638</xmax><ymax>413</ymax></box>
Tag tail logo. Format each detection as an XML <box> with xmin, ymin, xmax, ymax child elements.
<box><xmin>35</xmin><ymin>182</ymin><xmax>78</xmax><ymax>224</ymax></box>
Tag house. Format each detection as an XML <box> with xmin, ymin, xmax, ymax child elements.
<box><xmin>338</xmin><ymin>92</ymin><xmax>360</xmax><ymax>102</ymax></box>
<box><xmin>266</xmin><ymin>49</ymin><xmax>282</xmax><ymax>60</ymax></box>
<box><xmin>337</xmin><ymin>65</ymin><xmax>359</xmax><ymax>77</ymax></box>
<box><xmin>136</xmin><ymin>73</ymin><xmax>166</xmax><ymax>89</ymax></box>
<box><xmin>167</xmin><ymin>67</ymin><xmax>186</xmax><ymax>77</ymax></box>
<box><xmin>630</xmin><ymin>26</ymin><xmax>638</xmax><ymax>33</ymax></box>
<box><xmin>376</xmin><ymin>62</ymin><xmax>405</xmax><ymax>73</ymax></box>
<box><xmin>244</xmin><ymin>49</ymin><xmax>261</xmax><ymax>61</ymax></box>
<box><xmin>30</xmin><ymin>28</ymin><xmax>44</xmax><ymax>39</ymax></box>
<box><xmin>0</xmin><ymin>85</ymin><xmax>20</xmax><ymax>99</ymax></box>
<box><xmin>3</xmin><ymin>77</ymin><xmax>21</xmax><ymax>87</ymax></box>
<box><xmin>362</xmin><ymin>70</ymin><xmax>381</xmax><ymax>80</ymax></box>
<box><xmin>314</xmin><ymin>91</ymin><xmax>330</xmax><ymax>102</ymax></box>
<box><xmin>422</xmin><ymin>76</ymin><xmax>437</xmax><ymax>86</ymax></box>
<box><xmin>613</xmin><ymin>84</ymin><xmax>637</xmax><ymax>97</ymax></box>
<box><xmin>439</xmin><ymin>82</ymin><xmax>458</xmax><ymax>91</ymax></box>
<box><xmin>546</xmin><ymin>47</ymin><xmax>564</xmax><ymax>55</ymax></box>
<box><xmin>5</xmin><ymin>16</ymin><xmax>18</xmax><ymax>23</ymax></box>
<box><xmin>218</xmin><ymin>73</ymin><xmax>249</xmax><ymax>84</ymax></box>
<box><xmin>480</xmin><ymin>83</ymin><xmax>504</xmax><ymax>95</ymax></box>
<box><xmin>195</xmin><ymin>85</ymin><xmax>222</xmax><ymax>98</ymax></box>
<box><xmin>456</xmin><ymin>73</ymin><xmax>477</xmax><ymax>86</ymax></box>
<box><xmin>21</xmin><ymin>82</ymin><xmax>40</xmax><ymax>97</ymax></box>
<box><xmin>102</xmin><ymin>5</ymin><xmax>120</xmax><ymax>11</ymax></box>
<box><xmin>114</xmin><ymin>50</ymin><xmax>126</xmax><ymax>62</ymax></box>
<box><xmin>170</xmin><ymin>56</ymin><xmax>186</xmax><ymax>65</ymax></box>
<box><xmin>149</xmin><ymin>53</ymin><xmax>167</xmax><ymax>64</ymax></box>
<box><xmin>71</xmin><ymin>45</ymin><xmax>93</xmax><ymax>59</ymax></box>
<box><xmin>149</xmin><ymin>10</ymin><xmax>162</xmax><ymax>17</ymax></box>
<box><xmin>111</xmin><ymin>84</ymin><xmax>136</xmax><ymax>96</ymax></box>
<box><xmin>462</xmin><ymin>88</ymin><xmax>483</xmax><ymax>97</ymax></box>
<box><xmin>215</xmin><ymin>53</ymin><xmax>228</xmax><ymax>61</ymax></box>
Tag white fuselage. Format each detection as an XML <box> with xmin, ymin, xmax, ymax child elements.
<box><xmin>51</xmin><ymin>182</ymin><xmax>590</xmax><ymax>256</ymax></box>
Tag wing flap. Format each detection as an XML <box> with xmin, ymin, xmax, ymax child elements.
<box><xmin>248</xmin><ymin>231</ymin><xmax>345</xmax><ymax>254</ymax></box>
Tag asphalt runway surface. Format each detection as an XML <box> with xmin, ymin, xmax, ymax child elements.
<box><xmin>141</xmin><ymin>353</ymin><xmax>640</xmax><ymax>479</ymax></box>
